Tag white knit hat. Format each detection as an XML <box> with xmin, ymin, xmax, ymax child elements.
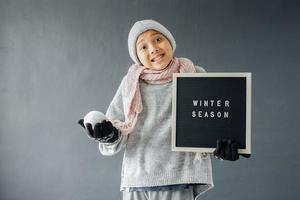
<box><xmin>128</xmin><ymin>19</ymin><xmax>176</xmax><ymax>64</ymax></box>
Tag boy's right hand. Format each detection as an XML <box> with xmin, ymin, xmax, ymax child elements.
<box><xmin>78</xmin><ymin>119</ymin><xmax>119</xmax><ymax>143</ymax></box>
<box><xmin>213</xmin><ymin>139</ymin><xmax>251</xmax><ymax>161</ymax></box>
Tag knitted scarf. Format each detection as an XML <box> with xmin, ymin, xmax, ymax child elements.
<box><xmin>110</xmin><ymin>57</ymin><xmax>196</xmax><ymax>135</ymax></box>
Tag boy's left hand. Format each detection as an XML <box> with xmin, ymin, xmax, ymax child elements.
<box><xmin>213</xmin><ymin>139</ymin><xmax>251</xmax><ymax>161</ymax></box>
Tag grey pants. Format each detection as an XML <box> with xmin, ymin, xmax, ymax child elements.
<box><xmin>122</xmin><ymin>187</ymin><xmax>194</xmax><ymax>200</ymax></box>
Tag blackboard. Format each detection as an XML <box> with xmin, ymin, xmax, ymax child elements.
<box><xmin>172</xmin><ymin>73</ymin><xmax>251</xmax><ymax>154</ymax></box>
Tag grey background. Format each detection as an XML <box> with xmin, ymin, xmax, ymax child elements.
<box><xmin>0</xmin><ymin>0</ymin><xmax>299</xmax><ymax>199</ymax></box>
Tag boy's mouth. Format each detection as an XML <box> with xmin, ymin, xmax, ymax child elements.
<box><xmin>151</xmin><ymin>53</ymin><xmax>165</xmax><ymax>62</ymax></box>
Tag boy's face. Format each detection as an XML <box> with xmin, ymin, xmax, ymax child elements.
<box><xmin>136</xmin><ymin>30</ymin><xmax>173</xmax><ymax>70</ymax></box>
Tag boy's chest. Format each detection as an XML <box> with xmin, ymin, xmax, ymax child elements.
<box><xmin>140</xmin><ymin>82</ymin><xmax>173</xmax><ymax>115</ymax></box>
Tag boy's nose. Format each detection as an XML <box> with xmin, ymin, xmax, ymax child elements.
<box><xmin>151</xmin><ymin>49</ymin><xmax>159</xmax><ymax>54</ymax></box>
<box><xmin>149</xmin><ymin>44</ymin><xmax>159</xmax><ymax>54</ymax></box>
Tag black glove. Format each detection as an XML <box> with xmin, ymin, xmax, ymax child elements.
<box><xmin>78</xmin><ymin>119</ymin><xmax>119</xmax><ymax>143</ymax></box>
<box><xmin>213</xmin><ymin>139</ymin><xmax>251</xmax><ymax>161</ymax></box>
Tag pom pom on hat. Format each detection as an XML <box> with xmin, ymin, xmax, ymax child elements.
<box><xmin>128</xmin><ymin>19</ymin><xmax>176</xmax><ymax>64</ymax></box>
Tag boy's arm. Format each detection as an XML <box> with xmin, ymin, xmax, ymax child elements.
<box><xmin>99</xmin><ymin>129</ymin><xmax>127</xmax><ymax>156</ymax></box>
<box><xmin>99</xmin><ymin>75</ymin><xmax>128</xmax><ymax>156</ymax></box>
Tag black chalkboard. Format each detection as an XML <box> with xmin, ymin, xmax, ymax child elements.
<box><xmin>172</xmin><ymin>73</ymin><xmax>251</xmax><ymax>154</ymax></box>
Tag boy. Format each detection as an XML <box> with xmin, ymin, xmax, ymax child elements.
<box><xmin>79</xmin><ymin>19</ymin><xmax>246</xmax><ymax>200</ymax></box>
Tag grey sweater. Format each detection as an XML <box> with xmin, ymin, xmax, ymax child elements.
<box><xmin>99</xmin><ymin>66</ymin><xmax>214</xmax><ymax>197</ymax></box>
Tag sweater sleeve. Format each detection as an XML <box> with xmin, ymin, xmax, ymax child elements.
<box><xmin>195</xmin><ymin>65</ymin><xmax>207</xmax><ymax>73</ymax></box>
<box><xmin>98</xmin><ymin>75</ymin><xmax>128</xmax><ymax>156</ymax></box>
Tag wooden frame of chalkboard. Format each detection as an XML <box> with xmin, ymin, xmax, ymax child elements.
<box><xmin>172</xmin><ymin>73</ymin><xmax>251</xmax><ymax>154</ymax></box>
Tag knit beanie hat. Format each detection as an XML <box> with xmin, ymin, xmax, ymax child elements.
<box><xmin>128</xmin><ymin>19</ymin><xmax>176</xmax><ymax>64</ymax></box>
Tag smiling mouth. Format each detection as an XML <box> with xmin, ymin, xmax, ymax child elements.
<box><xmin>151</xmin><ymin>53</ymin><xmax>165</xmax><ymax>62</ymax></box>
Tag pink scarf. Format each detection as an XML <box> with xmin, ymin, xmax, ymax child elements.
<box><xmin>110</xmin><ymin>57</ymin><xmax>196</xmax><ymax>135</ymax></box>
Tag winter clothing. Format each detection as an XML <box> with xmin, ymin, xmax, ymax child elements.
<box><xmin>122</xmin><ymin>186</ymin><xmax>194</xmax><ymax>200</ymax></box>
<box><xmin>111</xmin><ymin>57</ymin><xmax>196</xmax><ymax>135</ymax></box>
<box><xmin>128</xmin><ymin>19</ymin><xmax>176</xmax><ymax>64</ymax></box>
<box><xmin>128</xmin><ymin>184</ymin><xmax>190</xmax><ymax>192</ymax></box>
<box><xmin>99</xmin><ymin>65</ymin><xmax>214</xmax><ymax>200</ymax></box>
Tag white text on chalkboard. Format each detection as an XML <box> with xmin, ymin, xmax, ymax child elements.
<box><xmin>192</xmin><ymin>100</ymin><xmax>230</xmax><ymax>107</ymax></box>
<box><xmin>191</xmin><ymin>100</ymin><xmax>230</xmax><ymax>119</ymax></box>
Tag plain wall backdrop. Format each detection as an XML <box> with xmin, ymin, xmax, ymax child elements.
<box><xmin>0</xmin><ymin>0</ymin><xmax>299</xmax><ymax>199</ymax></box>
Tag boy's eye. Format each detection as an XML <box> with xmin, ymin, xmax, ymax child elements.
<box><xmin>156</xmin><ymin>37</ymin><xmax>162</xmax><ymax>42</ymax></box>
<box><xmin>141</xmin><ymin>45</ymin><xmax>147</xmax><ymax>50</ymax></box>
